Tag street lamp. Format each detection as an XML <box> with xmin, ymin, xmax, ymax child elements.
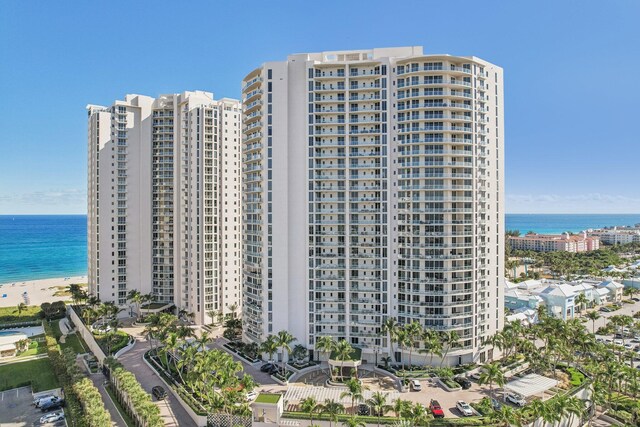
<box><xmin>373</xmin><ymin>345</ymin><xmax>380</xmax><ymax>378</ymax></box>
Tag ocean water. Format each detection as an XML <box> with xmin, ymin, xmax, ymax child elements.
<box><xmin>0</xmin><ymin>215</ymin><xmax>87</xmax><ymax>284</ymax></box>
<box><xmin>1</xmin><ymin>214</ymin><xmax>639</xmax><ymax>284</ymax></box>
<box><xmin>505</xmin><ymin>213</ymin><xmax>640</xmax><ymax>234</ymax></box>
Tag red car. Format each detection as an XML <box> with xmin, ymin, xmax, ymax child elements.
<box><xmin>429</xmin><ymin>399</ymin><xmax>444</xmax><ymax>418</ymax></box>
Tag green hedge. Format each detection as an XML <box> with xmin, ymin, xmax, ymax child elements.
<box><xmin>283</xmin><ymin>411</ymin><xmax>486</xmax><ymax>426</ymax></box>
<box><xmin>105</xmin><ymin>357</ymin><xmax>165</xmax><ymax>426</ymax></box>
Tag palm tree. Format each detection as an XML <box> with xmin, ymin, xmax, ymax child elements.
<box><xmin>575</xmin><ymin>293</ymin><xmax>588</xmax><ymax>317</ymax></box>
<box><xmin>439</xmin><ymin>329</ymin><xmax>460</xmax><ymax>367</ymax></box>
<box><xmin>392</xmin><ymin>399</ymin><xmax>411</xmax><ymax>419</ymax></box>
<box><xmin>275</xmin><ymin>330</ymin><xmax>296</xmax><ymax>376</ymax></box>
<box><xmin>127</xmin><ymin>289</ymin><xmax>143</xmax><ymax>320</ymax></box>
<box><xmin>586</xmin><ymin>310</ymin><xmax>600</xmax><ymax>334</ymax></box>
<box><xmin>420</xmin><ymin>328</ymin><xmax>442</xmax><ymax>366</ymax></box>
<box><xmin>259</xmin><ymin>335</ymin><xmax>279</xmax><ymax>363</ymax></box>
<box><xmin>315</xmin><ymin>335</ymin><xmax>337</xmax><ymax>362</ymax></box>
<box><xmin>321</xmin><ymin>399</ymin><xmax>344</xmax><ymax>427</ymax></box>
<box><xmin>408</xmin><ymin>402</ymin><xmax>428</xmax><ymax>426</ymax></box>
<box><xmin>300</xmin><ymin>396</ymin><xmax>321</xmax><ymax>426</ymax></box>
<box><xmin>16</xmin><ymin>302</ymin><xmax>26</xmax><ymax>318</ymax></box>
<box><xmin>341</xmin><ymin>417</ymin><xmax>366</xmax><ymax>427</ymax></box>
<box><xmin>366</xmin><ymin>392</ymin><xmax>391</xmax><ymax>427</ymax></box>
<box><xmin>334</xmin><ymin>339</ymin><xmax>355</xmax><ymax>379</ymax></box>
<box><xmin>381</xmin><ymin>317</ymin><xmax>398</xmax><ymax>360</ymax></box>
<box><xmin>404</xmin><ymin>321</ymin><xmax>422</xmax><ymax>369</ymax></box>
<box><xmin>478</xmin><ymin>362</ymin><xmax>504</xmax><ymax>395</ymax></box>
<box><xmin>195</xmin><ymin>331</ymin><xmax>210</xmax><ymax>351</ymax></box>
<box><xmin>340</xmin><ymin>377</ymin><xmax>365</xmax><ymax>413</ymax></box>
<box><xmin>488</xmin><ymin>405</ymin><xmax>523</xmax><ymax>427</ymax></box>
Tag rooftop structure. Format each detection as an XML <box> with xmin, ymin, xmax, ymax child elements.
<box><xmin>509</xmin><ymin>232</ymin><xmax>600</xmax><ymax>253</ymax></box>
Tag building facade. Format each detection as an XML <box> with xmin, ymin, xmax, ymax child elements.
<box><xmin>589</xmin><ymin>227</ymin><xmax>640</xmax><ymax>245</ymax></box>
<box><xmin>509</xmin><ymin>232</ymin><xmax>600</xmax><ymax>252</ymax></box>
<box><xmin>87</xmin><ymin>91</ymin><xmax>241</xmax><ymax>324</ymax></box>
<box><xmin>241</xmin><ymin>47</ymin><xmax>504</xmax><ymax>366</ymax></box>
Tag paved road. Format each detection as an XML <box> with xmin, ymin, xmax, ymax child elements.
<box><xmin>117</xmin><ymin>334</ymin><xmax>197</xmax><ymax>427</ymax></box>
<box><xmin>88</xmin><ymin>371</ymin><xmax>127</xmax><ymax>427</ymax></box>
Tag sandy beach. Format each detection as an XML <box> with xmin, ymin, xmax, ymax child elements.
<box><xmin>0</xmin><ymin>275</ymin><xmax>87</xmax><ymax>307</ymax></box>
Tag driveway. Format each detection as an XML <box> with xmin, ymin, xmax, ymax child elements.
<box><xmin>117</xmin><ymin>333</ymin><xmax>197</xmax><ymax>427</ymax></box>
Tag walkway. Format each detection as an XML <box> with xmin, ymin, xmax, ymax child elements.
<box><xmin>118</xmin><ymin>329</ymin><xmax>197</xmax><ymax>427</ymax></box>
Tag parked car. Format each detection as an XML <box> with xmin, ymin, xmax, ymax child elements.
<box><xmin>506</xmin><ymin>392</ymin><xmax>526</xmax><ymax>407</ymax></box>
<box><xmin>410</xmin><ymin>379</ymin><xmax>421</xmax><ymax>391</ymax></box>
<box><xmin>152</xmin><ymin>385</ymin><xmax>167</xmax><ymax>400</ymax></box>
<box><xmin>632</xmin><ymin>297</ymin><xmax>640</xmax><ymax>302</ymax></box>
<box><xmin>245</xmin><ymin>391</ymin><xmax>258</xmax><ymax>401</ymax></box>
<box><xmin>40</xmin><ymin>411</ymin><xmax>64</xmax><ymax>424</ymax></box>
<box><xmin>357</xmin><ymin>404</ymin><xmax>370</xmax><ymax>416</ymax></box>
<box><xmin>41</xmin><ymin>399</ymin><xmax>65</xmax><ymax>412</ymax></box>
<box><xmin>33</xmin><ymin>395</ymin><xmax>58</xmax><ymax>407</ymax></box>
<box><xmin>429</xmin><ymin>399</ymin><xmax>444</xmax><ymax>418</ymax></box>
<box><xmin>260</xmin><ymin>363</ymin><xmax>275</xmax><ymax>372</ymax></box>
<box><xmin>490</xmin><ymin>397</ymin><xmax>502</xmax><ymax>411</ymax></box>
<box><xmin>469</xmin><ymin>372</ymin><xmax>482</xmax><ymax>381</ymax></box>
<box><xmin>454</xmin><ymin>376</ymin><xmax>471</xmax><ymax>389</ymax></box>
<box><xmin>456</xmin><ymin>400</ymin><xmax>473</xmax><ymax>416</ymax></box>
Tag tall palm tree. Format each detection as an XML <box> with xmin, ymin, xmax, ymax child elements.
<box><xmin>276</xmin><ymin>330</ymin><xmax>296</xmax><ymax>376</ymax></box>
<box><xmin>381</xmin><ymin>317</ymin><xmax>399</xmax><ymax>360</ymax></box>
<box><xmin>16</xmin><ymin>302</ymin><xmax>26</xmax><ymax>318</ymax></box>
<box><xmin>259</xmin><ymin>335</ymin><xmax>279</xmax><ymax>363</ymax></box>
<box><xmin>439</xmin><ymin>329</ymin><xmax>460</xmax><ymax>367</ymax></box>
<box><xmin>300</xmin><ymin>396</ymin><xmax>321</xmax><ymax>427</ymax></box>
<box><xmin>478</xmin><ymin>362</ymin><xmax>504</xmax><ymax>395</ymax></box>
<box><xmin>366</xmin><ymin>391</ymin><xmax>391</xmax><ymax>427</ymax></box>
<box><xmin>321</xmin><ymin>399</ymin><xmax>344</xmax><ymax>427</ymax></box>
<box><xmin>392</xmin><ymin>399</ymin><xmax>411</xmax><ymax>419</ymax></box>
<box><xmin>334</xmin><ymin>339</ymin><xmax>355</xmax><ymax>379</ymax></box>
<box><xmin>340</xmin><ymin>377</ymin><xmax>365</xmax><ymax>413</ymax></box>
<box><xmin>404</xmin><ymin>321</ymin><xmax>422</xmax><ymax>369</ymax></box>
<box><xmin>575</xmin><ymin>293</ymin><xmax>588</xmax><ymax>317</ymax></box>
<box><xmin>315</xmin><ymin>335</ymin><xmax>337</xmax><ymax>362</ymax></box>
<box><xmin>127</xmin><ymin>289</ymin><xmax>143</xmax><ymax>319</ymax></box>
<box><xmin>420</xmin><ymin>328</ymin><xmax>442</xmax><ymax>366</ymax></box>
<box><xmin>585</xmin><ymin>310</ymin><xmax>600</xmax><ymax>334</ymax></box>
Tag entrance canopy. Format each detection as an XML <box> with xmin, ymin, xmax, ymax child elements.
<box><xmin>504</xmin><ymin>373</ymin><xmax>558</xmax><ymax>397</ymax></box>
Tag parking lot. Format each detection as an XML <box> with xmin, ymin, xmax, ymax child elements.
<box><xmin>0</xmin><ymin>386</ymin><xmax>65</xmax><ymax>426</ymax></box>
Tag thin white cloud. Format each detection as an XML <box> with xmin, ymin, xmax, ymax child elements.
<box><xmin>0</xmin><ymin>189</ymin><xmax>87</xmax><ymax>214</ymax></box>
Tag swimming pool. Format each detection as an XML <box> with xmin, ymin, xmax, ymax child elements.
<box><xmin>0</xmin><ymin>330</ymin><xmax>20</xmax><ymax>336</ymax></box>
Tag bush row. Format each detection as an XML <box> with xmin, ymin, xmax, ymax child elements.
<box><xmin>44</xmin><ymin>321</ymin><xmax>111</xmax><ymax>426</ymax></box>
<box><xmin>104</xmin><ymin>357</ymin><xmax>165</xmax><ymax>426</ymax></box>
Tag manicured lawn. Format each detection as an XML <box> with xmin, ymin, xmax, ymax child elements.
<box><xmin>0</xmin><ymin>305</ymin><xmax>42</xmax><ymax>323</ymax></box>
<box><xmin>17</xmin><ymin>339</ymin><xmax>47</xmax><ymax>357</ymax></box>
<box><xmin>0</xmin><ymin>358</ymin><xmax>60</xmax><ymax>392</ymax></box>
<box><xmin>60</xmin><ymin>332</ymin><xmax>86</xmax><ymax>354</ymax></box>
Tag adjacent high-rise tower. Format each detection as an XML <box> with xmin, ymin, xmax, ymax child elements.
<box><xmin>241</xmin><ymin>47</ymin><xmax>504</xmax><ymax>365</ymax></box>
<box><xmin>87</xmin><ymin>91</ymin><xmax>242</xmax><ymax>324</ymax></box>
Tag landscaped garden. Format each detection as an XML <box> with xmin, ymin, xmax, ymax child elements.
<box><xmin>143</xmin><ymin>312</ymin><xmax>257</xmax><ymax>418</ymax></box>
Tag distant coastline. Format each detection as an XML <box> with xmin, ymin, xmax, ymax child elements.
<box><xmin>1</xmin><ymin>213</ymin><xmax>640</xmax><ymax>284</ymax></box>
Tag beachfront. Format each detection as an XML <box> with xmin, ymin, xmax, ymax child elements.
<box><xmin>0</xmin><ymin>276</ymin><xmax>84</xmax><ymax>306</ymax></box>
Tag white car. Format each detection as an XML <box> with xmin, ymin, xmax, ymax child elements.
<box><xmin>40</xmin><ymin>411</ymin><xmax>64</xmax><ymax>424</ymax></box>
<box><xmin>456</xmin><ymin>400</ymin><xmax>473</xmax><ymax>416</ymax></box>
<box><xmin>624</xmin><ymin>343</ymin><xmax>634</xmax><ymax>350</ymax></box>
<box><xmin>33</xmin><ymin>395</ymin><xmax>55</xmax><ymax>407</ymax></box>
<box><xmin>410</xmin><ymin>379</ymin><xmax>421</xmax><ymax>391</ymax></box>
<box><xmin>613</xmin><ymin>339</ymin><xmax>624</xmax><ymax>346</ymax></box>
<box><xmin>245</xmin><ymin>391</ymin><xmax>258</xmax><ymax>401</ymax></box>
<box><xmin>506</xmin><ymin>393</ymin><xmax>526</xmax><ymax>407</ymax></box>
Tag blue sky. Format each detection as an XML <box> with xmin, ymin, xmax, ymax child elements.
<box><xmin>1</xmin><ymin>0</ymin><xmax>639</xmax><ymax>214</ymax></box>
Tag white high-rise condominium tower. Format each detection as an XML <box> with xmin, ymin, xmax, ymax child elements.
<box><xmin>87</xmin><ymin>91</ymin><xmax>242</xmax><ymax>324</ymax></box>
<box><xmin>241</xmin><ymin>47</ymin><xmax>504</xmax><ymax>366</ymax></box>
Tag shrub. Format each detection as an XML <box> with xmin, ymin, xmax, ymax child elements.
<box><xmin>105</xmin><ymin>358</ymin><xmax>165</xmax><ymax>426</ymax></box>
